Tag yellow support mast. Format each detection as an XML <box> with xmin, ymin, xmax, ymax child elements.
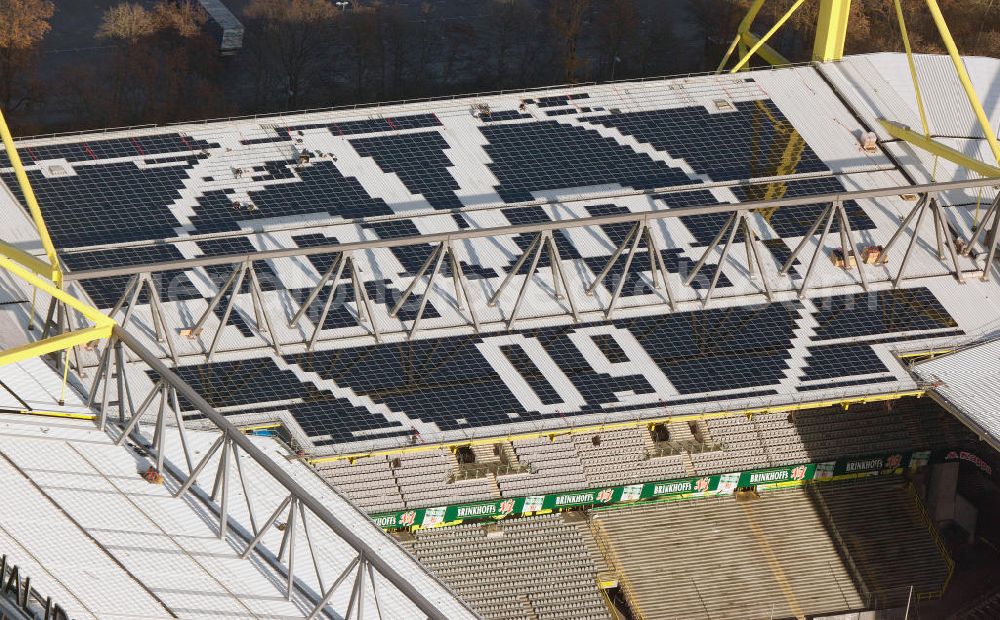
<box><xmin>720</xmin><ymin>1</ymin><xmax>1000</xmax><ymax>178</ymax></box>
<box><xmin>812</xmin><ymin>0</ymin><xmax>852</xmax><ymax>62</ymax></box>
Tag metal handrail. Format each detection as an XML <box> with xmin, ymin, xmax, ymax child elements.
<box><xmin>587</xmin><ymin>517</ymin><xmax>646</xmax><ymax>620</ymax></box>
<box><xmin>804</xmin><ymin>481</ymin><xmax>874</xmax><ymax>608</ymax></box>
<box><xmin>905</xmin><ymin>482</ymin><xmax>955</xmax><ymax>601</ymax></box>
<box><xmin>6</xmin><ymin>62</ymin><xmax>815</xmax><ymax>144</ymax></box>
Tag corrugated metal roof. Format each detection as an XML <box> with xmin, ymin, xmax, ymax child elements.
<box><xmin>913</xmin><ymin>338</ymin><xmax>1000</xmax><ymax>451</ymax></box>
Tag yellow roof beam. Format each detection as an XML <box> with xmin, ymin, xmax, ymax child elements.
<box><xmin>925</xmin><ymin>0</ymin><xmax>1000</xmax><ymax>165</ymax></box>
<box><xmin>0</xmin><ymin>324</ymin><xmax>110</xmax><ymax>367</ymax></box>
<box><xmin>0</xmin><ymin>256</ymin><xmax>113</xmax><ymax>328</ymax></box>
<box><xmin>0</xmin><ymin>240</ymin><xmax>58</xmax><ymax>281</ymax></box>
<box><xmin>0</xmin><ymin>255</ymin><xmax>115</xmax><ymax>368</ymax></box>
<box><xmin>879</xmin><ymin>119</ymin><xmax>1000</xmax><ymax>178</ymax></box>
<box><xmin>730</xmin><ymin>0</ymin><xmax>806</xmax><ymax>73</ymax></box>
<box><xmin>0</xmin><ymin>109</ymin><xmax>62</xmax><ymax>287</ymax></box>
<box><xmin>740</xmin><ymin>31</ymin><xmax>791</xmax><ymax>68</ymax></box>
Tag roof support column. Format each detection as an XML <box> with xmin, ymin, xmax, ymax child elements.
<box><xmin>813</xmin><ymin>0</ymin><xmax>851</xmax><ymax>62</ymax></box>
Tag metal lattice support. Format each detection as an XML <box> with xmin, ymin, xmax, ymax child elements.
<box><xmin>963</xmin><ymin>193</ymin><xmax>1000</xmax><ymax>281</ymax></box>
<box><xmin>587</xmin><ymin>219</ymin><xmax>678</xmax><ymax>317</ymax></box>
<box><xmin>878</xmin><ymin>194</ymin><xmax>967</xmax><ymax>287</ymax></box>
<box><xmin>49</xmin><ymin>178</ymin><xmax>1000</xmax><ymax>363</ymax></box>
<box><xmin>92</xmin><ymin>327</ymin><xmax>475</xmax><ymax>619</ymax></box>
<box><xmin>782</xmin><ymin>200</ymin><xmax>870</xmax><ymax>298</ymax></box>
<box><xmin>490</xmin><ymin>231</ymin><xmax>579</xmax><ymax>329</ymax></box>
<box><xmin>685</xmin><ymin>210</ymin><xmax>774</xmax><ymax>304</ymax></box>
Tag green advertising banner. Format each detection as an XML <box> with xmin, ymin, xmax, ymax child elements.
<box><xmin>370</xmin><ymin>448</ymin><xmax>954</xmax><ymax>531</ymax></box>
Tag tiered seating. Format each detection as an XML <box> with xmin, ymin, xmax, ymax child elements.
<box><xmin>756</xmin><ymin>402</ymin><xmax>914</xmax><ymax>465</ymax></box>
<box><xmin>392</xmin><ymin>451</ymin><xmax>495</xmax><ymax>507</ymax></box>
<box><xmin>503</xmin><ymin>436</ymin><xmax>589</xmax><ymax>495</ymax></box>
<box><xmin>894</xmin><ymin>397</ymin><xmax>973</xmax><ymax>449</ymax></box>
<box><xmin>593</xmin><ymin>487</ymin><xmax>867</xmax><ymax>619</ymax></box>
<box><xmin>406</xmin><ymin>513</ymin><xmax>611</xmax><ymax>620</ymax></box>
<box><xmin>315</xmin><ymin>455</ymin><xmax>402</xmax><ymax>513</ymax></box>
<box><xmin>952</xmin><ymin>587</ymin><xmax>1000</xmax><ymax>620</ymax></box>
<box><xmin>314</xmin><ymin>399</ymin><xmax>976</xmax><ymax>514</ymax></box>
<box><xmin>690</xmin><ymin>415</ymin><xmax>770</xmax><ymax>474</ymax></box>
<box><xmin>572</xmin><ymin>428</ymin><xmax>686</xmax><ymax>487</ymax></box>
<box><xmin>809</xmin><ymin>477</ymin><xmax>952</xmax><ymax>606</ymax></box>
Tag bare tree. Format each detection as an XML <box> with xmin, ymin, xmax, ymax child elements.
<box><xmin>341</xmin><ymin>4</ymin><xmax>381</xmax><ymax>100</ymax></box>
<box><xmin>595</xmin><ymin>0</ymin><xmax>637</xmax><ymax>80</ymax></box>
<box><xmin>486</xmin><ymin>0</ymin><xmax>535</xmax><ymax>88</ymax></box>
<box><xmin>154</xmin><ymin>0</ymin><xmax>208</xmax><ymax>38</ymax></box>
<box><xmin>96</xmin><ymin>3</ymin><xmax>156</xmax><ymax>43</ymax></box>
<box><xmin>0</xmin><ymin>0</ymin><xmax>55</xmax><ymax>112</ymax></box>
<box><xmin>548</xmin><ymin>0</ymin><xmax>590</xmax><ymax>83</ymax></box>
<box><xmin>244</xmin><ymin>0</ymin><xmax>338</xmax><ymax>109</ymax></box>
<box><xmin>96</xmin><ymin>1</ymin><xmax>218</xmax><ymax>126</ymax></box>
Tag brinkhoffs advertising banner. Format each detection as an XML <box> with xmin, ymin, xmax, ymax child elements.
<box><xmin>370</xmin><ymin>449</ymin><xmax>976</xmax><ymax>530</ymax></box>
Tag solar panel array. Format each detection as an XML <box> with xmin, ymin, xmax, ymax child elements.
<box><xmin>151</xmin><ymin>287</ymin><xmax>960</xmax><ymax>447</ymax></box>
<box><xmin>2</xmin><ymin>67</ymin><xmax>971</xmax><ymax>452</ymax></box>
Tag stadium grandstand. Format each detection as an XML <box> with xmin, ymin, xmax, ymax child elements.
<box><xmin>1</xmin><ymin>1</ymin><xmax>1000</xmax><ymax>618</ymax></box>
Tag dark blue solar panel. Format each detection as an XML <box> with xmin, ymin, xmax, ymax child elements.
<box><xmin>62</xmin><ymin>244</ymin><xmax>199</xmax><ymax>308</ymax></box>
<box><xmin>292</xmin><ymin>233</ymin><xmax>344</xmax><ymax>276</ymax></box>
<box><xmin>480</xmin><ymin>121</ymin><xmax>693</xmax><ymax>203</ymax></box>
<box><xmin>813</xmin><ymin>288</ymin><xmax>957</xmax><ymax>340</ymax></box>
<box><xmin>189</xmin><ymin>160</ymin><xmax>393</xmax><ymax>234</ymax></box>
<box><xmin>198</xmin><ymin>237</ymin><xmax>279</xmax><ymax>292</ymax></box>
<box><xmin>762</xmin><ymin>238</ymin><xmax>798</xmax><ymax>270</ymax></box>
<box><xmin>157</xmin><ymin>286</ymin><xmax>955</xmax><ymax>446</ymax></box>
<box><xmin>797</xmin><ymin>376</ymin><xmax>896</xmax><ymax>392</ymax></box>
<box><xmin>351</xmin><ymin>131</ymin><xmax>463</xmax><ymax>210</ymax></box>
<box><xmin>483</xmin><ymin>110</ymin><xmax>533</xmax><ymax>122</ymax></box>
<box><xmin>532</xmin><ymin>93</ymin><xmax>590</xmax><ymax>108</ymax></box>
<box><xmin>196</xmin><ymin>237</ymin><xmax>280</xmax><ymax>336</ymax></box>
<box><xmin>733</xmin><ymin>176</ymin><xmax>876</xmax><ymax>236</ymax></box>
<box><xmin>285</xmin><ymin>301</ymin><xmax>801</xmax><ymax>436</ymax></box>
<box><xmin>4</xmin><ymin>133</ymin><xmax>216</xmax><ymax>166</ymax></box>
<box><xmin>801</xmin><ymin>343</ymin><xmax>888</xmax><ymax>381</ymax></box>
<box><xmin>239</xmin><ymin>113</ymin><xmax>442</xmax><ymax>146</ymax></box>
<box><xmin>2</xmin><ymin>162</ymin><xmax>191</xmax><ymax>248</ymax></box>
<box><xmin>586</xmin><ymin>100</ymin><xmax>827</xmax><ymax>181</ymax></box>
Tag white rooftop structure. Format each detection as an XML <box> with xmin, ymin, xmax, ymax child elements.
<box><xmin>0</xmin><ymin>52</ymin><xmax>999</xmax><ymax>618</ymax></box>
<box><xmin>3</xmin><ymin>54</ymin><xmax>997</xmax><ymax>455</ymax></box>
<box><xmin>912</xmin><ymin>338</ymin><xmax>1000</xmax><ymax>452</ymax></box>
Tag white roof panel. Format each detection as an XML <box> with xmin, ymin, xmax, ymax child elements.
<box><xmin>913</xmin><ymin>338</ymin><xmax>1000</xmax><ymax>451</ymax></box>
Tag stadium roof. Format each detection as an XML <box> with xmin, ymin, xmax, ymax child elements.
<box><xmin>913</xmin><ymin>337</ymin><xmax>1000</xmax><ymax>452</ymax></box>
<box><xmin>1</xmin><ymin>53</ymin><xmax>999</xmax><ymax>459</ymax></box>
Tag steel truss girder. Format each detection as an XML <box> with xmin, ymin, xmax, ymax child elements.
<box><xmin>490</xmin><ymin>230</ymin><xmax>579</xmax><ymax>330</ymax></box>
<box><xmin>686</xmin><ymin>210</ymin><xmax>775</xmax><ymax>304</ymax></box>
<box><xmin>62</xmin><ymin>179</ymin><xmax>1000</xmax><ymax>364</ymax></box>
<box><xmin>964</xmin><ymin>193</ymin><xmax>1000</xmax><ymax>281</ymax></box>
<box><xmin>878</xmin><ymin>194</ymin><xmax>966</xmax><ymax>287</ymax></box>
<box><xmin>782</xmin><ymin>200</ymin><xmax>871</xmax><ymax>299</ymax></box>
<box><xmin>587</xmin><ymin>220</ymin><xmax>676</xmax><ymax>317</ymax></box>
<box><xmin>101</xmin><ymin>327</ymin><xmax>472</xmax><ymax>619</ymax></box>
<box><xmin>62</xmin><ymin>178</ymin><xmax>1000</xmax><ymax>282</ymax></box>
